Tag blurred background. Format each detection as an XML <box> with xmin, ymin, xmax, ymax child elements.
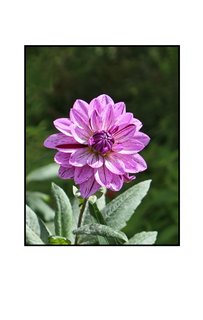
<box><xmin>26</xmin><ymin>46</ymin><xmax>179</xmax><ymax>245</ymax></box>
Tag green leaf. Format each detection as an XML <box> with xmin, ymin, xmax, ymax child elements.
<box><xmin>51</xmin><ymin>183</ymin><xmax>73</xmax><ymax>240</ymax></box>
<box><xmin>26</xmin><ymin>163</ymin><xmax>59</xmax><ymax>184</ymax></box>
<box><xmin>26</xmin><ymin>191</ymin><xmax>55</xmax><ymax>222</ymax></box>
<box><xmin>48</xmin><ymin>235</ymin><xmax>71</xmax><ymax>245</ymax></box>
<box><xmin>71</xmin><ymin>197</ymin><xmax>80</xmax><ymax>243</ymax></box>
<box><xmin>125</xmin><ymin>231</ymin><xmax>158</xmax><ymax>245</ymax></box>
<box><xmin>101</xmin><ymin>180</ymin><xmax>152</xmax><ymax>230</ymax></box>
<box><xmin>73</xmin><ymin>223</ymin><xmax>128</xmax><ymax>243</ymax></box>
<box><xmin>26</xmin><ymin>205</ymin><xmax>51</xmax><ymax>244</ymax></box>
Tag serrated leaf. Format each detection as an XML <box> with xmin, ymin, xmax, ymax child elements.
<box><xmin>125</xmin><ymin>231</ymin><xmax>158</xmax><ymax>245</ymax></box>
<box><xmin>101</xmin><ymin>180</ymin><xmax>152</xmax><ymax>230</ymax></box>
<box><xmin>48</xmin><ymin>235</ymin><xmax>71</xmax><ymax>245</ymax></box>
<box><xmin>51</xmin><ymin>183</ymin><xmax>73</xmax><ymax>240</ymax></box>
<box><xmin>26</xmin><ymin>192</ymin><xmax>55</xmax><ymax>222</ymax></box>
<box><xmin>26</xmin><ymin>163</ymin><xmax>59</xmax><ymax>184</ymax></box>
<box><xmin>73</xmin><ymin>223</ymin><xmax>128</xmax><ymax>242</ymax></box>
<box><xmin>26</xmin><ymin>205</ymin><xmax>51</xmax><ymax>244</ymax></box>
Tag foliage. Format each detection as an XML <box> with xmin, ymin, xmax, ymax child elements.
<box><xmin>26</xmin><ymin>46</ymin><xmax>179</xmax><ymax>244</ymax></box>
<box><xmin>26</xmin><ymin>180</ymin><xmax>157</xmax><ymax>245</ymax></box>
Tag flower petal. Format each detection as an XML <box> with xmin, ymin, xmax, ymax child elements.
<box><xmin>108</xmin><ymin>174</ymin><xmax>124</xmax><ymax>191</ymax></box>
<box><xmin>132</xmin><ymin>153</ymin><xmax>147</xmax><ymax>172</ymax></box>
<box><xmin>90</xmin><ymin>109</ymin><xmax>103</xmax><ymax>132</ymax></box>
<box><xmin>133</xmin><ymin>132</ymin><xmax>150</xmax><ymax>146</ymax></box>
<box><xmin>111</xmin><ymin>143</ymin><xmax>124</xmax><ymax>152</ymax></box>
<box><xmin>72</xmin><ymin>99</ymin><xmax>89</xmax><ymax>119</ymax></box>
<box><xmin>90</xmin><ymin>94</ymin><xmax>114</xmax><ymax>114</ymax></box>
<box><xmin>70</xmin><ymin>108</ymin><xmax>91</xmax><ymax>132</ymax></box>
<box><xmin>80</xmin><ymin>175</ymin><xmax>101</xmax><ymax>198</ymax></box>
<box><xmin>115</xmin><ymin>113</ymin><xmax>133</xmax><ymax>126</ymax></box>
<box><xmin>113</xmin><ymin>102</ymin><xmax>126</xmax><ymax>116</ymax></box>
<box><xmin>87</xmin><ymin>153</ymin><xmax>104</xmax><ymax>168</ymax></box>
<box><xmin>44</xmin><ymin>133</ymin><xmax>65</xmax><ymax>149</ymax></box>
<box><xmin>116</xmin><ymin>154</ymin><xmax>139</xmax><ymax>173</ymax></box>
<box><xmin>94</xmin><ymin>165</ymin><xmax>112</xmax><ymax>187</ymax></box>
<box><xmin>114</xmin><ymin>124</ymin><xmax>136</xmax><ymax>143</ymax></box>
<box><xmin>70</xmin><ymin>125</ymin><xmax>90</xmax><ymax>144</ymax></box>
<box><xmin>119</xmin><ymin>139</ymin><xmax>144</xmax><ymax>154</ymax></box>
<box><xmin>102</xmin><ymin>104</ymin><xmax>115</xmax><ymax>131</ymax></box>
<box><xmin>69</xmin><ymin>148</ymin><xmax>90</xmax><ymax>167</ymax></box>
<box><xmin>55</xmin><ymin>136</ymin><xmax>86</xmax><ymax>153</ymax></box>
<box><xmin>54</xmin><ymin>152</ymin><xmax>72</xmax><ymax>167</ymax></box>
<box><xmin>104</xmin><ymin>153</ymin><xmax>125</xmax><ymax>174</ymax></box>
<box><xmin>58</xmin><ymin>166</ymin><xmax>75</xmax><ymax>179</ymax></box>
<box><xmin>123</xmin><ymin>173</ymin><xmax>136</xmax><ymax>183</ymax></box>
<box><xmin>54</xmin><ymin>118</ymin><xmax>72</xmax><ymax>136</ymax></box>
<box><xmin>74</xmin><ymin>165</ymin><xmax>94</xmax><ymax>184</ymax></box>
<box><xmin>132</xmin><ymin>118</ymin><xmax>143</xmax><ymax>131</ymax></box>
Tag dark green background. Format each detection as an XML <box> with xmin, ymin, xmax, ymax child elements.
<box><xmin>26</xmin><ymin>46</ymin><xmax>179</xmax><ymax>245</ymax></box>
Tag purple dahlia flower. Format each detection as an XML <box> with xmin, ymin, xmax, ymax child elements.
<box><xmin>44</xmin><ymin>94</ymin><xmax>150</xmax><ymax>198</ymax></box>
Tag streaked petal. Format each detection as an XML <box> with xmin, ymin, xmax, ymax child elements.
<box><xmin>113</xmin><ymin>102</ymin><xmax>126</xmax><ymax>116</ymax></box>
<box><xmin>90</xmin><ymin>109</ymin><xmax>103</xmax><ymax>132</ymax></box>
<box><xmin>87</xmin><ymin>153</ymin><xmax>104</xmax><ymax>168</ymax></box>
<box><xmin>54</xmin><ymin>118</ymin><xmax>72</xmax><ymax>136</ymax></box>
<box><xmin>132</xmin><ymin>153</ymin><xmax>147</xmax><ymax>172</ymax></box>
<box><xmin>108</xmin><ymin>174</ymin><xmax>124</xmax><ymax>191</ymax></box>
<box><xmin>80</xmin><ymin>175</ymin><xmax>101</xmax><ymax>198</ymax></box>
<box><xmin>72</xmin><ymin>99</ymin><xmax>89</xmax><ymax>119</ymax></box>
<box><xmin>69</xmin><ymin>148</ymin><xmax>90</xmax><ymax>167</ymax></box>
<box><xmin>119</xmin><ymin>139</ymin><xmax>144</xmax><ymax>154</ymax></box>
<box><xmin>90</xmin><ymin>94</ymin><xmax>114</xmax><ymax>114</ymax></box>
<box><xmin>104</xmin><ymin>154</ymin><xmax>125</xmax><ymax>174</ymax></box>
<box><xmin>111</xmin><ymin>143</ymin><xmax>124</xmax><ymax>152</ymax></box>
<box><xmin>102</xmin><ymin>104</ymin><xmax>115</xmax><ymax>131</ymax></box>
<box><xmin>70</xmin><ymin>124</ymin><xmax>90</xmax><ymax>144</ymax></box>
<box><xmin>70</xmin><ymin>108</ymin><xmax>91</xmax><ymax>132</ymax></box>
<box><xmin>123</xmin><ymin>173</ymin><xmax>136</xmax><ymax>183</ymax></box>
<box><xmin>74</xmin><ymin>165</ymin><xmax>94</xmax><ymax>184</ymax></box>
<box><xmin>115</xmin><ymin>112</ymin><xmax>133</xmax><ymax>126</ymax></box>
<box><xmin>58</xmin><ymin>166</ymin><xmax>75</xmax><ymax>179</ymax></box>
<box><xmin>133</xmin><ymin>132</ymin><xmax>150</xmax><ymax>146</ymax></box>
<box><xmin>132</xmin><ymin>118</ymin><xmax>143</xmax><ymax>131</ymax></box>
<box><xmin>55</xmin><ymin>135</ymin><xmax>85</xmax><ymax>153</ymax></box>
<box><xmin>94</xmin><ymin>165</ymin><xmax>112</xmax><ymax>187</ymax></box>
<box><xmin>44</xmin><ymin>133</ymin><xmax>65</xmax><ymax>149</ymax></box>
<box><xmin>54</xmin><ymin>152</ymin><xmax>72</xmax><ymax>167</ymax></box>
<box><xmin>114</xmin><ymin>124</ymin><xmax>136</xmax><ymax>143</ymax></box>
<box><xmin>116</xmin><ymin>154</ymin><xmax>139</xmax><ymax>173</ymax></box>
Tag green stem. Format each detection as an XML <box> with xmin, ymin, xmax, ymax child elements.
<box><xmin>75</xmin><ymin>198</ymin><xmax>88</xmax><ymax>245</ymax></box>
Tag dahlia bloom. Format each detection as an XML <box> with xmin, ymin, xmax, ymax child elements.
<box><xmin>44</xmin><ymin>94</ymin><xmax>150</xmax><ymax>198</ymax></box>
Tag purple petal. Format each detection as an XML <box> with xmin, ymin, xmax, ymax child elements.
<box><xmin>87</xmin><ymin>153</ymin><xmax>104</xmax><ymax>168</ymax></box>
<box><xmin>132</xmin><ymin>153</ymin><xmax>147</xmax><ymax>172</ymax></box>
<box><xmin>113</xmin><ymin>102</ymin><xmax>126</xmax><ymax>116</ymax></box>
<box><xmin>90</xmin><ymin>109</ymin><xmax>103</xmax><ymax>132</ymax></box>
<box><xmin>114</xmin><ymin>124</ymin><xmax>136</xmax><ymax>143</ymax></box>
<box><xmin>133</xmin><ymin>132</ymin><xmax>150</xmax><ymax>146</ymax></box>
<box><xmin>123</xmin><ymin>173</ymin><xmax>136</xmax><ymax>183</ymax></box>
<box><xmin>115</xmin><ymin>113</ymin><xmax>133</xmax><ymax>126</ymax></box>
<box><xmin>54</xmin><ymin>118</ymin><xmax>72</xmax><ymax>136</ymax></box>
<box><xmin>102</xmin><ymin>104</ymin><xmax>115</xmax><ymax>131</ymax></box>
<box><xmin>108</xmin><ymin>174</ymin><xmax>124</xmax><ymax>191</ymax></box>
<box><xmin>80</xmin><ymin>175</ymin><xmax>101</xmax><ymax>198</ymax></box>
<box><xmin>119</xmin><ymin>139</ymin><xmax>144</xmax><ymax>154</ymax></box>
<box><xmin>104</xmin><ymin>154</ymin><xmax>125</xmax><ymax>174</ymax></box>
<box><xmin>55</xmin><ymin>136</ymin><xmax>85</xmax><ymax>153</ymax></box>
<box><xmin>94</xmin><ymin>165</ymin><xmax>112</xmax><ymax>187</ymax></box>
<box><xmin>112</xmin><ymin>143</ymin><xmax>124</xmax><ymax>152</ymax></box>
<box><xmin>58</xmin><ymin>166</ymin><xmax>75</xmax><ymax>179</ymax></box>
<box><xmin>74</xmin><ymin>165</ymin><xmax>94</xmax><ymax>184</ymax></box>
<box><xmin>72</xmin><ymin>99</ymin><xmax>89</xmax><ymax>119</ymax></box>
<box><xmin>44</xmin><ymin>133</ymin><xmax>65</xmax><ymax>149</ymax></box>
<box><xmin>90</xmin><ymin>94</ymin><xmax>114</xmax><ymax>114</ymax></box>
<box><xmin>69</xmin><ymin>148</ymin><xmax>90</xmax><ymax>167</ymax></box>
<box><xmin>54</xmin><ymin>152</ymin><xmax>72</xmax><ymax>167</ymax></box>
<box><xmin>70</xmin><ymin>109</ymin><xmax>91</xmax><ymax>132</ymax></box>
<box><xmin>132</xmin><ymin>118</ymin><xmax>143</xmax><ymax>131</ymax></box>
<box><xmin>116</xmin><ymin>154</ymin><xmax>139</xmax><ymax>173</ymax></box>
<box><xmin>70</xmin><ymin>125</ymin><xmax>90</xmax><ymax>144</ymax></box>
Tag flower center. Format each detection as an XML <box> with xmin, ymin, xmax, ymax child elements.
<box><xmin>88</xmin><ymin>130</ymin><xmax>115</xmax><ymax>154</ymax></box>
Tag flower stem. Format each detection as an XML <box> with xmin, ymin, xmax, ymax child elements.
<box><xmin>75</xmin><ymin>198</ymin><xmax>88</xmax><ymax>245</ymax></box>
